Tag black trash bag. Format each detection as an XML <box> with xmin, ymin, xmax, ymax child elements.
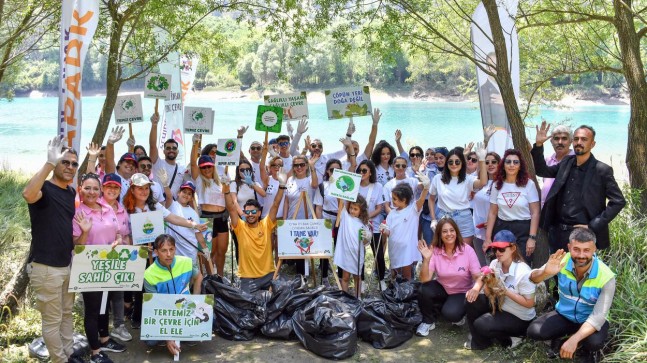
<box><xmin>320</xmin><ymin>289</ymin><xmax>362</xmax><ymax>318</ymax></box>
<box><xmin>261</xmin><ymin>275</ymin><xmax>323</xmax><ymax>340</ymax></box>
<box><xmin>357</xmin><ymin>298</ymin><xmax>422</xmax><ymax>349</ymax></box>
<box><xmin>292</xmin><ymin>295</ymin><xmax>358</xmax><ymax>360</ymax></box>
<box><xmin>381</xmin><ymin>277</ymin><xmax>420</xmax><ymax>304</ymax></box>
<box><xmin>28</xmin><ymin>332</ymin><xmax>89</xmax><ymax>360</ymax></box>
<box><xmin>202</xmin><ymin>274</ymin><xmax>267</xmax><ymax>341</ymax></box>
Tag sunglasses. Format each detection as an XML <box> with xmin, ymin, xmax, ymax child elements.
<box><xmin>250</xmin><ymin>146</ymin><xmax>262</xmax><ymax>151</ymax></box>
<box><xmin>311</xmin><ymin>144</ymin><xmax>323</xmax><ymax>149</ymax></box>
<box><xmin>409</xmin><ymin>153</ymin><xmax>422</xmax><ymax>158</ymax></box>
<box><xmin>468</xmin><ymin>157</ymin><xmax>478</xmax><ymax>163</ymax></box>
<box><xmin>359</xmin><ymin>168</ymin><xmax>370</xmax><ymax>174</ymax></box>
<box><xmin>239</xmin><ymin>168</ymin><xmax>252</xmax><ymax>172</ymax></box>
<box><xmin>504</xmin><ymin>159</ymin><xmax>520</xmax><ymax>165</ymax></box>
<box><xmin>270</xmin><ymin>163</ymin><xmax>283</xmax><ymax>168</ymax></box>
<box><xmin>61</xmin><ymin>160</ymin><xmax>80</xmax><ymax>168</ymax></box>
<box><xmin>494</xmin><ymin>246</ymin><xmax>510</xmax><ymax>253</ymax></box>
<box><xmin>278</xmin><ymin>141</ymin><xmax>289</xmax><ymax>147</ymax></box>
<box><xmin>394</xmin><ymin>164</ymin><xmax>407</xmax><ymax>169</ymax></box>
<box><xmin>165</xmin><ymin>146</ymin><xmax>178</xmax><ymax>151</ymax></box>
<box><xmin>244</xmin><ymin>209</ymin><xmax>259</xmax><ymax>215</ymax></box>
<box><xmin>447</xmin><ymin>160</ymin><xmax>461</xmax><ymax>166</ymax></box>
<box><xmin>139</xmin><ymin>164</ymin><xmax>153</xmax><ymax>170</ymax></box>
<box><xmin>484</xmin><ymin>160</ymin><xmax>497</xmax><ymax>165</ymax></box>
<box><xmin>293</xmin><ymin>162</ymin><xmax>307</xmax><ymax>168</ymax></box>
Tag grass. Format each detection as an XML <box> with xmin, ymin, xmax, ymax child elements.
<box><xmin>0</xmin><ymin>170</ymin><xmax>31</xmax><ymax>288</ymax></box>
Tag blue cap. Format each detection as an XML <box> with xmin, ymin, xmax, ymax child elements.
<box><xmin>180</xmin><ymin>181</ymin><xmax>196</xmax><ymax>192</ymax></box>
<box><xmin>102</xmin><ymin>173</ymin><xmax>122</xmax><ymax>187</ymax></box>
<box><xmin>198</xmin><ymin>155</ymin><xmax>215</xmax><ymax>167</ymax></box>
<box><xmin>491</xmin><ymin>230</ymin><xmax>517</xmax><ymax>248</ymax></box>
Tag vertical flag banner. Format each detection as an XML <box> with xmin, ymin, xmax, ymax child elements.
<box><xmin>180</xmin><ymin>55</ymin><xmax>199</xmax><ymax>102</ymax></box>
<box><xmin>58</xmin><ymin>0</ymin><xmax>100</xmax><ymax>152</ymax></box>
<box><xmin>471</xmin><ymin>0</ymin><xmax>520</xmax><ymax>157</ymax></box>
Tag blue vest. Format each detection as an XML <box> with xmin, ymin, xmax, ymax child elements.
<box><xmin>556</xmin><ymin>253</ymin><xmax>614</xmax><ymax>324</ymax></box>
<box><xmin>144</xmin><ymin>256</ymin><xmax>194</xmax><ymax>295</ymax></box>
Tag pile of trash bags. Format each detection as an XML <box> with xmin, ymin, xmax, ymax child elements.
<box><xmin>203</xmin><ymin>275</ymin><xmax>422</xmax><ymax>359</ymax></box>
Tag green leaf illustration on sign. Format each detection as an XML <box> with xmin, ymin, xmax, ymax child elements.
<box><xmin>138</xmin><ymin>247</ymin><xmax>149</xmax><ymax>259</ymax></box>
<box><xmin>255</xmin><ymin>105</ymin><xmax>283</xmax><ymax>133</ymax></box>
<box><xmin>74</xmin><ymin>245</ymin><xmax>85</xmax><ymax>254</ymax></box>
<box><xmin>143</xmin><ymin>293</ymin><xmax>153</xmax><ymax>302</ymax></box>
<box><xmin>205</xmin><ymin>295</ymin><xmax>214</xmax><ymax>306</ymax></box>
<box><xmin>277</xmin><ymin>220</ymin><xmax>284</xmax><ymax>227</ymax></box>
<box><xmin>146</xmin><ymin>75</ymin><xmax>169</xmax><ymax>92</ymax></box>
<box><xmin>324</xmin><ymin>219</ymin><xmax>332</xmax><ymax>229</ymax></box>
<box><xmin>335</xmin><ymin>175</ymin><xmax>355</xmax><ymax>192</ymax></box>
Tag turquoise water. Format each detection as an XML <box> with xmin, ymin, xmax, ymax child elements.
<box><xmin>0</xmin><ymin>96</ymin><xmax>630</xmax><ymax>177</ymax></box>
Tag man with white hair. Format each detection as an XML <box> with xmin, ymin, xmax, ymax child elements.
<box><xmin>540</xmin><ymin>124</ymin><xmax>574</xmax><ymax>208</ymax></box>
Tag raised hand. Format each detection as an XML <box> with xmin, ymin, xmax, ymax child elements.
<box><xmin>395</xmin><ymin>129</ymin><xmax>402</xmax><ymax>142</ymax></box>
<box><xmin>297</xmin><ymin>118</ymin><xmax>309</xmax><ymax>134</ymax></box>
<box><xmin>276</xmin><ymin>169</ymin><xmax>288</xmax><ymax>187</ymax></box>
<box><xmin>286</xmin><ymin>120</ymin><xmax>294</xmax><ymax>139</ymax></box>
<box><xmin>535</xmin><ymin>120</ymin><xmax>551</xmax><ymax>146</ymax></box>
<box><xmin>157</xmin><ymin>168</ymin><xmax>169</xmax><ymax>187</ymax></box>
<box><xmin>220</xmin><ymin>174</ymin><xmax>231</xmax><ymax>185</ymax></box>
<box><xmin>371</xmin><ymin>108</ymin><xmax>382</xmax><ymax>126</ymax></box>
<box><xmin>242</xmin><ymin>169</ymin><xmax>254</xmax><ymax>186</ymax></box>
<box><xmin>47</xmin><ymin>136</ymin><xmax>68</xmax><ymax>167</ymax></box>
<box><xmin>346</xmin><ymin>118</ymin><xmax>356</xmax><ymax>136</ymax></box>
<box><xmin>544</xmin><ymin>249</ymin><xmax>567</xmax><ymax>276</ymax></box>
<box><xmin>415</xmin><ymin>171</ymin><xmax>430</xmax><ymax>189</ymax></box>
<box><xmin>464</xmin><ymin>141</ymin><xmax>474</xmax><ymax>155</ymax></box>
<box><xmin>126</xmin><ymin>135</ymin><xmax>136</xmax><ymax>148</ymax></box>
<box><xmin>75</xmin><ymin>212</ymin><xmax>92</xmax><ymax>233</ymax></box>
<box><xmin>475</xmin><ymin>141</ymin><xmax>487</xmax><ymax>161</ymax></box>
<box><xmin>308</xmin><ymin>153</ymin><xmax>320</xmax><ymax>167</ymax></box>
<box><xmin>86</xmin><ymin>142</ymin><xmax>101</xmax><ymax>159</ymax></box>
<box><xmin>339</xmin><ymin>137</ymin><xmax>353</xmax><ymax>150</ymax></box>
<box><xmin>192</xmin><ymin>133</ymin><xmax>202</xmax><ymax>144</ymax></box>
<box><xmin>150</xmin><ymin>113</ymin><xmax>160</xmax><ymax>124</ymax></box>
<box><xmin>107</xmin><ymin>126</ymin><xmax>125</xmax><ymax>145</ymax></box>
<box><xmin>484</xmin><ymin>124</ymin><xmax>496</xmax><ymax>146</ymax></box>
<box><xmin>304</xmin><ymin>135</ymin><xmax>313</xmax><ymax>153</ymax></box>
<box><xmin>417</xmin><ymin>239</ymin><xmax>432</xmax><ymax>260</ymax></box>
<box><xmin>237</xmin><ymin>125</ymin><xmax>249</xmax><ymax>138</ymax></box>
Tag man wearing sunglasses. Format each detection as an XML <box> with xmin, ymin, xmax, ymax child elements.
<box><xmin>149</xmin><ymin>113</ymin><xmax>188</xmax><ymax>198</ymax></box>
<box><xmin>222</xmin><ymin>172</ymin><xmax>287</xmax><ymax>293</ymax></box>
<box><xmin>23</xmin><ymin>136</ymin><xmax>83</xmax><ymax>363</ymax></box>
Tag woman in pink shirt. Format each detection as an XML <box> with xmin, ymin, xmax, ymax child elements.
<box><xmin>415</xmin><ymin>218</ymin><xmax>481</xmax><ymax>337</ymax></box>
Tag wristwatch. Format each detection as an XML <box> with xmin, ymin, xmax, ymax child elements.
<box><xmin>528</xmin><ymin>234</ymin><xmax>537</xmax><ymax>240</ymax></box>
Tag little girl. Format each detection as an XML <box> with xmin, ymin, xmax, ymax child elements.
<box><xmin>380</xmin><ymin>173</ymin><xmax>430</xmax><ymax>280</ymax></box>
<box><xmin>333</xmin><ymin>195</ymin><xmax>371</xmax><ymax>297</ymax></box>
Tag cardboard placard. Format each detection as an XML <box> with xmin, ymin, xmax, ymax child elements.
<box><xmin>324</xmin><ymin>86</ymin><xmax>372</xmax><ymax>119</ymax></box>
<box><xmin>114</xmin><ymin>94</ymin><xmax>144</xmax><ymax>124</ymax></box>
<box><xmin>130</xmin><ymin>210</ymin><xmax>165</xmax><ymax>245</ymax></box>
<box><xmin>255</xmin><ymin>105</ymin><xmax>284</xmax><ymax>133</ymax></box>
<box><xmin>329</xmin><ymin>169</ymin><xmax>362</xmax><ymax>202</ymax></box>
<box><xmin>215</xmin><ymin>138</ymin><xmax>240</xmax><ymax>166</ymax></box>
<box><xmin>68</xmin><ymin>245</ymin><xmax>148</xmax><ymax>292</ymax></box>
<box><xmin>141</xmin><ymin>293</ymin><xmax>214</xmax><ymax>341</ymax></box>
<box><xmin>144</xmin><ymin>72</ymin><xmax>172</xmax><ymax>99</ymax></box>
<box><xmin>277</xmin><ymin>219</ymin><xmax>333</xmax><ymax>257</ymax></box>
<box><xmin>184</xmin><ymin>106</ymin><xmax>214</xmax><ymax>134</ymax></box>
<box><xmin>263</xmin><ymin>92</ymin><xmax>309</xmax><ymax>120</ymax></box>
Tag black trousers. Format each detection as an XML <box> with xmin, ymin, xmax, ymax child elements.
<box><xmin>418</xmin><ymin>280</ymin><xmax>466</xmax><ymax>324</ymax></box>
<box><xmin>527</xmin><ymin>310</ymin><xmax>609</xmax><ymax>353</ymax></box>
<box><xmin>82</xmin><ymin>291</ymin><xmax>111</xmax><ymax>350</ymax></box>
<box><xmin>466</xmin><ymin>295</ymin><xmax>532</xmax><ymax>349</ymax></box>
<box><xmin>493</xmin><ymin>218</ymin><xmax>532</xmax><ymax>264</ymax></box>
<box><xmin>548</xmin><ymin>225</ymin><xmax>573</xmax><ymax>253</ymax></box>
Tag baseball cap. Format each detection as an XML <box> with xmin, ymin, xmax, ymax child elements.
<box><xmin>198</xmin><ymin>155</ymin><xmax>215</xmax><ymax>167</ymax></box>
<box><xmin>130</xmin><ymin>173</ymin><xmax>153</xmax><ymax>186</ymax></box>
<box><xmin>102</xmin><ymin>173</ymin><xmax>122</xmax><ymax>188</ymax></box>
<box><xmin>180</xmin><ymin>181</ymin><xmax>196</xmax><ymax>193</ymax></box>
<box><xmin>490</xmin><ymin>230</ymin><xmax>517</xmax><ymax>249</ymax></box>
<box><xmin>119</xmin><ymin>152</ymin><xmax>138</xmax><ymax>166</ymax></box>
<box><xmin>269</xmin><ymin>138</ymin><xmax>277</xmax><ymax>145</ymax></box>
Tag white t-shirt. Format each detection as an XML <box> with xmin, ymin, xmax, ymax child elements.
<box><xmin>134</xmin><ymin>202</ymin><xmax>171</xmax><ymax>218</ymax></box>
<box><xmin>250</xmin><ymin>160</ymin><xmax>265</xmax><ymax>205</ymax></box>
<box><xmin>334</xmin><ymin>209</ymin><xmax>369</xmax><ymax>275</ymax></box>
<box><xmin>341</xmin><ymin>153</ymin><xmax>367</xmax><ymax>172</ymax></box>
<box><xmin>166</xmin><ymin>201</ymin><xmax>200</xmax><ymax>264</ymax></box>
<box><xmin>116</xmin><ymin>173</ymin><xmax>131</xmax><ymax>202</ymax></box>
<box><xmin>385</xmin><ymin>203</ymin><xmax>422</xmax><ymax>269</ymax></box>
<box><xmin>230</xmin><ymin>181</ymin><xmax>261</xmax><ymax>210</ymax></box>
<box><xmin>313</xmin><ymin>181</ymin><xmax>339</xmax><ymax>226</ymax></box>
<box><xmin>153</xmin><ymin>158</ymin><xmax>188</xmax><ymax>198</ymax></box>
<box><xmin>285</xmin><ymin>176</ymin><xmax>316</xmax><ymax>220</ymax></box>
<box><xmin>489</xmin><ymin>180</ymin><xmax>539</xmax><ymax>221</ymax></box>
<box><xmin>431</xmin><ymin>174</ymin><xmax>477</xmax><ymax>212</ymax></box>
<box><xmin>280</xmin><ymin>155</ymin><xmax>293</xmax><ymax>172</ymax></box>
<box><xmin>383</xmin><ymin>177</ymin><xmax>419</xmax><ymax>208</ymax></box>
<box><xmin>472</xmin><ymin>180</ymin><xmax>494</xmax><ymax>240</ymax></box>
<box><xmin>375</xmin><ymin>164</ymin><xmax>394</xmax><ymax>186</ymax></box>
<box><xmin>150</xmin><ymin>181</ymin><xmax>165</xmax><ymax>204</ymax></box>
<box><xmin>358</xmin><ymin>182</ymin><xmax>385</xmax><ymax>230</ymax></box>
<box><xmin>194</xmin><ymin>176</ymin><xmax>225</xmax><ymax>207</ymax></box>
<box><xmin>262</xmin><ymin>177</ymin><xmax>284</xmax><ymax>219</ymax></box>
<box><xmin>313</xmin><ymin>150</ymin><xmax>347</xmax><ymax>182</ymax></box>
<box><xmin>489</xmin><ymin>259</ymin><xmax>536</xmax><ymax>321</ymax></box>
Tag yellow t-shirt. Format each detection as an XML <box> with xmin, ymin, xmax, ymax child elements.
<box><xmin>233</xmin><ymin>217</ymin><xmax>276</xmax><ymax>278</ymax></box>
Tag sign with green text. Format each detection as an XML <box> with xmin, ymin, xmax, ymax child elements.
<box><xmin>144</xmin><ymin>72</ymin><xmax>172</xmax><ymax>99</ymax></box>
<box><xmin>329</xmin><ymin>169</ymin><xmax>361</xmax><ymax>202</ymax></box>
<box><xmin>68</xmin><ymin>245</ymin><xmax>148</xmax><ymax>292</ymax></box>
<box><xmin>324</xmin><ymin>86</ymin><xmax>372</xmax><ymax>119</ymax></box>
<box><xmin>141</xmin><ymin>293</ymin><xmax>214</xmax><ymax>341</ymax></box>
<box><xmin>255</xmin><ymin>105</ymin><xmax>284</xmax><ymax>133</ymax></box>
<box><xmin>114</xmin><ymin>94</ymin><xmax>144</xmax><ymax>124</ymax></box>
<box><xmin>184</xmin><ymin>106</ymin><xmax>214</xmax><ymax>134</ymax></box>
<box><xmin>130</xmin><ymin>210</ymin><xmax>165</xmax><ymax>245</ymax></box>
<box><xmin>277</xmin><ymin>219</ymin><xmax>333</xmax><ymax>257</ymax></box>
<box><xmin>263</xmin><ymin>92</ymin><xmax>309</xmax><ymax>120</ymax></box>
<box><xmin>215</xmin><ymin>138</ymin><xmax>240</xmax><ymax>166</ymax></box>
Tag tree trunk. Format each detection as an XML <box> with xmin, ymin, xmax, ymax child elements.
<box><xmin>614</xmin><ymin>0</ymin><xmax>647</xmax><ymax>212</ymax></box>
<box><xmin>0</xmin><ymin>252</ymin><xmax>30</xmax><ymax>318</ymax></box>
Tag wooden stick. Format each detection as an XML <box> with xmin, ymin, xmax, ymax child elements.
<box><xmin>128</xmin><ymin>123</ymin><xmax>133</xmax><ymax>139</ymax></box>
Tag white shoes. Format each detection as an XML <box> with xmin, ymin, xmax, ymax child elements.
<box><xmin>110</xmin><ymin>324</ymin><xmax>132</xmax><ymax>342</ymax></box>
<box><xmin>452</xmin><ymin>316</ymin><xmax>466</xmax><ymax>327</ymax></box>
<box><xmin>509</xmin><ymin>336</ymin><xmax>523</xmax><ymax>349</ymax></box>
<box><xmin>415</xmin><ymin>322</ymin><xmax>436</xmax><ymax>337</ymax></box>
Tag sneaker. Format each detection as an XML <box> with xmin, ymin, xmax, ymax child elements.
<box><xmin>110</xmin><ymin>324</ymin><xmax>132</xmax><ymax>342</ymax></box>
<box><xmin>68</xmin><ymin>354</ymin><xmax>86</xmax><ymax>363</ymax></box>
<box><xmin>322</xmin><ymin>279</ymin><xmax>331</xmax><ymax>288</ymax></box>
<box><xmin>509</xmin><ymin>336</ymin><xmax>523</xmax><ymax>349</ymax></box>
<box><xmin>90</xmin><ymin>352</ymin><xmax>113</xmax><ymax>363</ymax></box>
<box><xmin>379</xmin><ymin>280</ymin><xmax>387</xmax><ymax>291</ymax></box>
<box><xmin>452</xmin><ymin>316</ymin><xmax>466</xmax><ymax>327</ymax></box>
<box><xmin>100</xmin><ymin>338</ymin><xmax>126</xmax><ymax>353</ymax></box>
<box><xmin>361</xmin><ymin>281</ymin><xmax>367</xmax><ymax>294</ymax></box>
<box><xmin>415</xmin><ymin>322</ymin><xmax>436</xmax><ymax>337</ymax></box>
<box><xmin>547</xmin><ymin>338</ymin><xmax>563</xmax><ymax>359</ymax></box>
<box><xmin>463</xmin><ymin>341</ymin><xmax>472</xmax><ymax>350</ymax></box>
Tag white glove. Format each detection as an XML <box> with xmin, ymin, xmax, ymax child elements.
<box><xmin>360</xmin><ymin>227</ymin><xmax>372</xmax><ymax>245</ymax></box>
<box><xmin>416</xmin><ymin>171</ymin><xmax>430</xmax><ymax>189</ymax></box>
<box><xmin>157</xmin><ymin>168</ymin><xmax>169</xmax><ymax>187</ymax></box>
<box><xmin>220</xmin><ymin>174</ymin><xmax>231</xmax><ymax>184</ymax></box>
<box><xmin>276</xmin><ymin>170</ymin><xmax>288</xmax><ymax>187</ymax></box>
<box><xmin>192</xmin><ymin>133</ymin><xmax>202</xmax><ymax>144</ymax></box>
<box><xmin>268</xmin><ymin>148</ymin><xmax>278</xmax><ymax>158</ymax></box>
<box><xmin>346</xmin><ymin>118</ymin><xmax>356</xmax><ymax>136</ymax></box>
<box><xmin>126</xmin><ymin>135</ymin><xmax>136</xmax><ymax>148</ymax></box>
<box><xmin>378</xmin><ymin>222</ymin><xmax>389</xmax><ymax>234</ymax></box>
<box><xmin>47</xmin><ymin>136</ymin><xmax>67</xmax><ymax>167</ymax></box>
<box><xmin>475</xmin><ymin>141</ymin><xmax>487</xmax><ymax>161</ymax></box>
<box><xmin>286</xmin><ymin>120</ymin><xmax>294</xmax><ymax>139</ymax></box>
<box><xmin>107</xmin><ymin>126</ymin><xmax>125</xmax><ymax>145</ymax></box>
<box><xmin>430</xmin><ymin>219</ymin><xmax>438</xmax><ymax>231</ymax></box>
<box><xmin>237</xmin><ymin>125</ymin><xmax>249</xmax><ymax>138</ymax></box>
<box><xmin>297</xmin><ymin>118</ymin><xmax>308</xmax><ymax>134</ymax></box>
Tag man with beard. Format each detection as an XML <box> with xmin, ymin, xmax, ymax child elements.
<box><xmin>540</xmin><ymin>124</ymin><xmax>575</xmax><ymax>209</ymax></box>
<box><xmin>531</xmin><ymin>123</ymin><xmax>625</xmax><ymax>252</ymax></box>
<box><xmin>149</xmin><ymin>113</ymin><xmax>187</xmax><ymax>198</ymax></box>
<box><xmin>526</xmin><ymin>228</ymin><xmax>615</xmax><ymax>363</ymax></box>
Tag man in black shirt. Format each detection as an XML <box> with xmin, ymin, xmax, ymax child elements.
<box><xmin>531</xmin><ymin>123</ymin><xmax>626</xmax><ymax>252</ymax></box>
<box><xmin>23</xmin><ymin>136</ymin><xmax>80</xmax><ymax>363</ymax></box>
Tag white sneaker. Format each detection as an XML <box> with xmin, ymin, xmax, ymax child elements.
<box><xmin>380</xmin><ymin>281</ymin><xmax>387</xmax><ymax>291</ymax></box>
<box><xmin>361</xmin><ymin>281</ymin><xmax>367</xmax><ymax>294</ymax></box>
<box><xmin>509</xmin><ymin>336</ymin><xmax>523</xmax><ymax>349</ymax></box>
<box><xmin>415</xmin><ymin>322</ymin><xmax>435</xmax><ymax>337</ymax></box>
<box><xmin>452</xmin><ymin>316</ymin><xmax>466</xmax><ymax>327</ymax></box>
<box><xmin>110</xmin><ymin>324</ymin><xmax>132</xmax><ymax>342</ymax></box>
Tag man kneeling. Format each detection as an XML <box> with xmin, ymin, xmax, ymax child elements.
<box><xmin>526</xmin><ymin>228</ymin><xmax>615</xmax><ymax>363</ymax></box>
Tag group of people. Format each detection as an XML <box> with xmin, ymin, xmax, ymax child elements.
<box><xmin>24</xmin><ymin>107</ymin><xmax>625</xmax><ymax>363</ymax></box>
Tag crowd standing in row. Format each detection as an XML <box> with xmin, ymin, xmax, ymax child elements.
<box><xmin>23</xmin><ymin>111</ymin><xmax>625</xmax><ymax>363</ymax></box>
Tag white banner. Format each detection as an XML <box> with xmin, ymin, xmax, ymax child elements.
<box><xmin>184</xmin><ymin>106</ymin><xmax>214</xmax><ymax>134</ymax></box>
<box><xmin>324</xmin><ymin>86</ymin><xmax>371</xmax><ymax>120</ymax></box>
<box><xmin>330</xmin><ymin>169</ymin><xmax>361</xmax><ymax>202</ymax></box>
<box><xmin>277</xmin><ymin>219</ymin><xmax>333</xmax><ymax>257</ymax></box>
<box><xmin>130</xmin><ymin>210</ymin><xmax>166</xmax><ymax>245</ymax></box>
<box><xmin>58</xmin><ymin>0</ymin><xmax>100</xmax><ymax>152</ymax></box>
<box><xmin>68</xmin><ymin>245</ymin><xmax>148</xmax><ymax>292</ymax></box>
<box><xmin>141</xmin><ymin>294</ymin><xmax>214</xmax><ymax>341</ymax></box>
<box><xmin>471</xmin><ymin>1</ymin><xmax>519</xmax><ymax>157</ymax></box>
<box><xmin>180</xmin><ymin>55</ymin><xmax>199</xmax><ymax>102</ymax></box>
<box><xmin>264</xmin><ymin>92</ymin><xmax>309</xmax><ymax>120</ymax></box>
<box><xmin>215</xmin><ymin>138</ymin><xmax>241</xmax><ymax>166</ymax></box>
<box><xmin>114</xmin><ymin>94</ymin><xmax>144</xmax><ymax>124</ymax></box>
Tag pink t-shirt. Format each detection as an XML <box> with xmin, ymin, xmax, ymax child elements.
<box><xmin>428</xmin><ymin>244</ymin><xmax>480</xmax><ymax>294</ymax></box>
<box><xmin>100</xmin><ymin>198</ymin><xmax>131</xmax><ymax>238</ymax></box>
<box><xmin>72</xmin><ymin>202</ymin><xmax>119</xmax><ymax>245</ymax></box>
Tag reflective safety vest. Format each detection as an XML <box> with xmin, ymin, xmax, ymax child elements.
<box><xmin>556</xmin><ymin>253</ymin><xmax>614</xmax><ymax>324</ymax></box>
<box><xmin>144</xmin><ymin>256</ymin><xmax>193</xmax><ymax>295</ymax></box>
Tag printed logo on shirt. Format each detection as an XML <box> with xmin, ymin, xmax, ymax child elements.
<box><xmin>458</xmin><ymin>267</ymin><xmax>466</xmax><ymax>272</ymax></box>
<box><xmin>501</xmin><ymin>192</ymin><xmax>521</xmax><ymax>208</ymax></box>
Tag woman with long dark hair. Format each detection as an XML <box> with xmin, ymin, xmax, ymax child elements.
<box><xmin>370</xmin><ymin>140</ymin><xmax>397</xmax><ymax>186</ymax></box>
<box><xmin>356</xmin><ymin>160</ymin><xmax>386</xmax><ymax>285</ymax></box>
